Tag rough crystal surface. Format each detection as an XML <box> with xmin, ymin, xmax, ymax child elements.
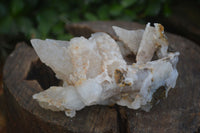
<box><xmin>31</xmin><ymin>23</ymin><xmax>179</xmax><ymax>117</ymax></box>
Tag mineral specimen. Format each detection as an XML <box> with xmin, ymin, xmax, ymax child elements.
<box><xmin>31</xmin><ymin>23</ymin><xmax>179</xmax><ymax>117</ymax></box>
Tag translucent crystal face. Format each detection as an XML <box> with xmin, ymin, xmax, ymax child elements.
<box><xmin>31</xmin><ymin>23</ymin><xmax>179</xmax><ymax>117</ymax></box>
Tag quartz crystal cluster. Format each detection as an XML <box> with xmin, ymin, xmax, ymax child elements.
<box><xmin>31</xmin><ymin>23</ymin><xmax>179</xmax><ymax>117</ymax></box>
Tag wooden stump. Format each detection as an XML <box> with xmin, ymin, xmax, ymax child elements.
<box><xmin>3</xmin><ymin>21</ymin><xmax>200</xmax><ymax>133</ymax></box>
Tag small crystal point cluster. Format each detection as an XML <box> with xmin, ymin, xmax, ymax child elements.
<box><xmin>31</xmin><ymin>23</ymin><xmax>179</xmax><ymax>117</ymax></box>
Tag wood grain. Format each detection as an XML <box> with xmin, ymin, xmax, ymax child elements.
<box><xmin>3</xmin><ymin>21</ymin><xmax>200</xmax><ymax>133</ymax></box>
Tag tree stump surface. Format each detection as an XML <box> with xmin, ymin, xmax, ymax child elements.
<box><xmin>3</xmin><ymin>21</ymin><xmax>200</xmax><ymax>133</ymax></box>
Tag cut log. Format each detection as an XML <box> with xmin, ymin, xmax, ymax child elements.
<box><xmin>3</xmin><ymin>21</ymin><xmax>200</xmax><ymax>133</ymax></box>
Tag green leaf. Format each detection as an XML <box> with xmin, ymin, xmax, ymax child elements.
<box><xmin>123</xmin><ymin>9</ymin><xmax>137</xmax><ymax>20</ymax></box>
<box><xmin>52</xmin><ymin>22</ymin><xmax>65</xmax><ymax>35</ymax></box>
<box><xmin>36</xmin><ymin>10</ymin><xmax>59</xmax><ymax>38</ymax></box>
<box><xmin>17</xmin><ymin>17</ymin><xmax>33</xmax><ymax>37</ymax></box>
<box><xmin>0</xmin><ymin>16</ymin><xmax>18</xmax><ymax>35</ymax></box>
<box><xmin>109</xmin><ymin>4</ymin><xmax>123</xmax><ymax>17</ymax></box>
<box><xmin>121</xmin><ymin>0</ymin><xmax>137</xmax><ymax>8</ymax></box>
<box><xmin>11</xmin><ymin>0</ymin><xmax>24</xmax><ymax>15</ymax></box>
<box><xmin>97</xmin><ymin>5</ymin><xmax>109</xmax><ymax>20</ymax></box>
<box><xmin>57</xmin><ymin>34</ymin><xmax>73</xmax><ymax>40</ymax></box>
<box><xmin>84</xmin><ymin>12</ymin><xmax>97</xmax><ymax>21</ymax></box>
<box><xmin>0</xmin><ymin>17</ymin><xmax>12</xmax><ymax>34</ymax></box>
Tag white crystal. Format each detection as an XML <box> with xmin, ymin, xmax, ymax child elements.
<box><xmin>112</xmin><ymin>26</ymin><xmax>144</xmax><ymax>55</ymax></box>
<box><xmin>31</xmin><ymin>23</ymin><xmax>179</xmax><ymax>117</ymax></box>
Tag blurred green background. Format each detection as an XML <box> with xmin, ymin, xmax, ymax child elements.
<box><xmin>0</xmin><ymin>0</ymin><xmax>199</xmax><ymax>64</ymax></box>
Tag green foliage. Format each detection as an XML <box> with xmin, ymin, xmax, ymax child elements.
<box><xmin>0</xmin><ymin>0</ymin><xmax>171</xmax><ymax>40</ymax></box>
<box><xmin>0</xmin><ymin>0</ymin><xmax>172</xmax><ymax>62</ymax></box>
